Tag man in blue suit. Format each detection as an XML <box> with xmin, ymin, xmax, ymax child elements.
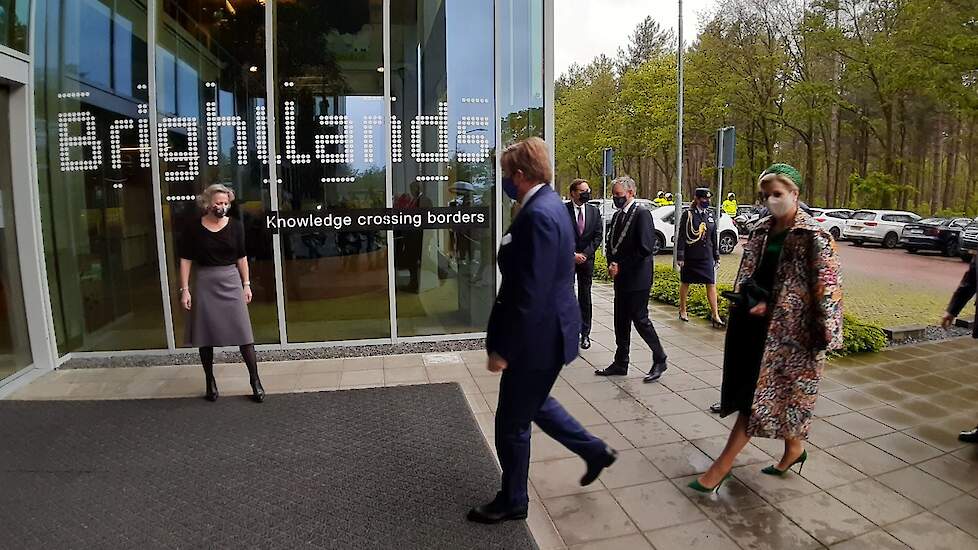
<box><xmin>468</xmin><ymin>138</ymin><xmax>617</xmax><ymax>524</ymax></box>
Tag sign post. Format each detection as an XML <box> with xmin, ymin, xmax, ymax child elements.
<box><xmin>716</xmin><ymin>126</ymin><xmax>736</xmax><ymax>215</ymax></box>
<box><xmin>602</xmin><ymin>147</ymin><xmax>614</xmax><ymax>246</ymax></box>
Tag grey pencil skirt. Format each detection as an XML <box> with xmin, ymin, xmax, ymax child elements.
<box><xmin>185</xmin><ymin>264</ymin><xmax>254</xmax><ymax>348</ymax></box>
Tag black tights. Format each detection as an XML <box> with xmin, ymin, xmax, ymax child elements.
<box><xmin>199</xmin><ymin>344</ymin><xmax>261</xmax><ymax>382</ymax></box>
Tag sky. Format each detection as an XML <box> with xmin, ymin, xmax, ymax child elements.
<box><xmin>555</xmin><ymin>0</ymin><xmax>719</xmax><ymax>77</ymax></box>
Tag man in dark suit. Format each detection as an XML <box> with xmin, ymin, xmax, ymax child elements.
<box><xmin>469</xmin><ymin>138</ymin><xmax>617</xmax><ymax>524</ymax></box>
<box><xmin>941</xmin><ymin>256</ymin><xmax>978</xmax><ymax>443</ymax></box>
<box><xmin>566</xmin><ymin>179</ymin><xmax>603</xmax><ymax>349</ymax></box>
<box><xmin>594</xmin><ymin>175</ymin><xmax>669</xmax><ymax>383</ymax></box>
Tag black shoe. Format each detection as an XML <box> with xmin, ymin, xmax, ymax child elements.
<box><xmin>250</xmin><ymin>378</ymin><xmax>265</xmax><ymax>403</ymax></box>
<box><xmin>960</xmin><ymin>426</ymin><xmax>978</xmax><ymax>443</ymax></box>
<box><xmin>709</xmin><ymin>402</ymin><xmax>722</xmax><ymax>414</ymax></box>
<box><xmin>466</xmin><ymin>500</ymin><xmax>528</xmax><ymax>524</ymax></box>
<box><xmin>580</xmin><ymin>447</ymin><xmax>618</xmax><ymax>486</ymax></box>
<box><xmin>205</xmin><ymin>377</ymin><xmax>219</xmax><ymax>402</ymax></box>
<box><xmin>595</xmin><ymin>363</ymin><xmax>628</xmax><ymax>376</ymax></box>
<box><xmin>581</xmin><ymin>336</ymin><xmax>591</xmax><ymax>350</ymax></box>
<box><xmin>643</xmin><ymin>361</ymin><xmax>668</xmax><ymax>383</ymax></box>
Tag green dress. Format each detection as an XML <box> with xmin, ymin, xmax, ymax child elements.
<box><xmin>720</xmin><ymin>229</ymin><xmax>787</xmax><ymax>417</ymax></box>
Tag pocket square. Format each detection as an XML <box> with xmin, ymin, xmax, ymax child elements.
<box><xmin>501</xmin><ymin>233</ymin><xmax>513</xmax><ymax>246</ymax></box>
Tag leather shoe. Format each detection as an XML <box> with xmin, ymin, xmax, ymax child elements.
<box><xmin>581</xmin><ymin>336</ymin><xmax>591</xmax><ymax>350</ymax></box>
<box><xmin>960</xmin><ymin>426</ymin><xmax>978</xmax><ymax>444</ymax></box>
<box><xmin>643</xmin><ymin>361</ymin><xmax>668</xmax><ymax>383</ymax></box>
<box><xmin>467</xmin><ymin>501</ymin><xmax>528</xmax><ymax>524</ymax></box>
<box><xmin>595</xmin><ymin>363</ymin><xmax>628</xmax><ymax>376</ymax></box>
<box><xmin>709</xmin><ymin>402</ymin><xmax>722</xmax><ymax>414</ymax></box>
<box><xmin>580</xmin><ymin>447</ymin><xmax>618</xmax><ymax>486</ymax></box>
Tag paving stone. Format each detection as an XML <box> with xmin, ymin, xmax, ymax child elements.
<box><xmin>885</xmin><ymin>512</ymin><xmax>978</xmax><ymax>550</ymax></box>
<box><xmin>614</xmin><ymin>417</ymin><xmax>684</xmax><ymax>448</ymax></box>
<box><xmin>932</xmin><ymin>494</ymin><xmax>978</xmax><ymax>538</ymax></box>
<box><xmin>544</xmin><ymin>491</ymin><xmax>638</xmax><ymax>546</ymax></box>
<box><xmin>598</xmin><ymin>449</ymin><xmax>665</xmax><ymax>489</ymax></box>
<box><xmin>866</xmin><ymin>432</ymin><xmax>943</xmax><ymax>464</ymax></box>
<box><xmin>711</xmin><ymin>503</ymin><xmax>822</xmax><ymax>550</ymax></box>
<box><xmin>640</xmin><ymin>441</ymin><xmax>713</xmax><ymax>479</ymax></box>
<box><xmin>829</xmin><ymin>529</ymin><xmax>920</xmax><ymax>550</ymax></box>
<box><xmin>828</xmin><ymin>479</ymin><xmax>924</xmax><ymax>525</ymax></box>
<box><xmin>611</xmin><ymin>480</ymin><xmax>706</xmax><ymax>532</ymax></box>
<box><xmin>776</xmin><ymin>491</ymin><xmax>876</xmax><ymax>545</ymax></box>
<box><xmin>643</xmin><ymin>519</ymin><xmax>740</xmax><ymax>550</ymax></box>
<box><xmin>826</xmin><ymin>441</ymin><xmax>908</xmax><ymax>475</ymax></box>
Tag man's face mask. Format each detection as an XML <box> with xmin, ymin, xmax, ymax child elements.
<box><xmin>613</xmin><ymin>195</ymin><xmax>627</xmax><ymax>209</ymax></box>
<box><xmin>578</xmin><ymin>190</ymin><xmax>592</xmax><ymax>202</ymax></box>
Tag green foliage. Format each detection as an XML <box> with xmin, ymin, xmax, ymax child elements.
<box><xmin>849</xmin><ymin>171</ymin><xmax>913</xmax><ymax>210</ymax></box>
<box><xmin>593</xmin><ymin>250</ymin><xmax>886</xmax><ymax>356</ymax></box>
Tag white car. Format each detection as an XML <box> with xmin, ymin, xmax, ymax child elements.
<box><xmin>651</xmin><ymin>206</ymin><xmax>739</xmax><ymax>255</ymax></box>
<box><xmin>588</xmin><ymin>198</ymin><xmax>656</xmax><ymax>225</ymax></box>
<box><xmin>809</xmin><ymin>208</ymin><xmax>854</xmax><ymax>241</ymax></box>
<box><xmin>843</xmin><ymin>209</ymin><xmax>922</xmax><ymax>248</ymax></box>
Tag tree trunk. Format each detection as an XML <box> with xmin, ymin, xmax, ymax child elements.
<box><xmin>943</xmin><ymin>114</ymin><xmax>960</xmax><ymax>210</ymax></box>
<box><xmin>931</xmin><ymin>115</ymin><xmax>944</xmax><ymax>214</ymax></box>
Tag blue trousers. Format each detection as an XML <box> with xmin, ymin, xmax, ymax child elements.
<box><xmin>494</xmin><ymin>370</ymin><xmax>607</xmax><ymax>507</ymax></box>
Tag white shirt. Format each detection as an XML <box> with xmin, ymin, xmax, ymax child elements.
<box><xmin>520</xmin><ymin>183</ymin><xmax>547</xmax><ymax>204</ymax></box>
<box><xmin>574</xmin><ymin>202</ymin><xmax>587</xmax><ymax>224</ymax></box>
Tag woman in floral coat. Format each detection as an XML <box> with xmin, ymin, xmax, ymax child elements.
<box><xmin>689</xmin><ymin>164</ymin><xmax>843</xmax><ymax>493</ymax></box>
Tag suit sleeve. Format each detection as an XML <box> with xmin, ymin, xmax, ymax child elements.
<box><xmin>948</xmin><ymin>257</ymin><xmax>978</xmax><ymax>317</ymax></box>
<box><xmin>676</xmin><ymin>211</ymin><xmax>687</xmax><ymax>262</ymax></box>
<box><xmin>485</xmin><ymin>214</ymin><xmax>560</xmax><ymax>364</ymax></box>
<box><xmin>811</xmin><ymin>232</ymin><xmax>844</xmax><ymax>352</ymax></box>
<box><xmin>613</xmin><ymin>208</ymin><xmax>655</xmax><ymax>269</ymax></box>
<box><xmin>584</xmin><ymin>207</ymin><xmax>602</xmax><ymax>259</ymax></box>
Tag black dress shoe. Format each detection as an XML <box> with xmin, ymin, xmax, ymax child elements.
<box><xmin>466</xmin><ymin>501</ymin><xmax>528</xmax><ymax>524</ymax></box>
<box><xmin>250</xmin><ymin>378</ymin><xmax>265</xmax><ymax>403</ymax></box>
<box><xmin>709</xmin><ymin>402</ymin><xmax>722</xmax><ymax>414</ymax></box>
<box><xmin>581</xmin><ymin>336</ymin><xmax>591</xmax><ymax>350</ymax></box>
<box><xmin>595</xmin><ymin>363</ymin><xmax>628</xmax><ymax>376</ymax></box>
<box><xmin>580</xmin><ymin>447</ymin><xmax>618</xmax><ymax>486</ymax></box>
<box><xmin>960</xmin><ymin>426</ymin><xmax>978</xmax><ymax>443</ymax></box>
<box><xmin>643</xmin><ymin>361</ymin><xmax>668</xmax><ymax>383</ymax></box>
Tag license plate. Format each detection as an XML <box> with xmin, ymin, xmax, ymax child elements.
<box><xmin>908</xmin><ymin>229</ymin><xmax>923</xmax><ymax>234</ymax></box>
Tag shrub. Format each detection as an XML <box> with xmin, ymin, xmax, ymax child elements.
<box><xmin>592</xmin><ymin>249</ymin><xmax>886</xmax><ymax>356</ymax></box>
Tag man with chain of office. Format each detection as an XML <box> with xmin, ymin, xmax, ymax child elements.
<box><xmin>594</xmin><ymin>176</ymin><xmax>669</xmax><ymax>383</ymax></box>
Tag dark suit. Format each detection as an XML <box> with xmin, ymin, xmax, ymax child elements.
<box><xmin>948</xmin><ymin>255</ymin><xmax>978</xmax><ymax>338</ymax></box>
<box><xmin>486</xmin><ymin>185</ymin><xmax>607</xmax><ymax>508</ymax></box>
<box><xmin>606</xmin><ymin>202</ymin><xmax>668</xmax><ymax>366</ymax></box>
<box><xmin>567</xmin><ymin>201</ymin><xmax>603</xmax><ymax>338</ymax></box>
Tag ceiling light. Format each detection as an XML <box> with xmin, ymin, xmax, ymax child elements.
<box><xmin>249</xmin><ymin>66</ymin><xmax>258</xmax><ymax>72</ymax></box>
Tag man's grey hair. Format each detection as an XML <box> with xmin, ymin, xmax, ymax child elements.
<box><xmin>612</xmin><ymin>175</ymin><xmax>637</xmax><ymax>193</ymax></box>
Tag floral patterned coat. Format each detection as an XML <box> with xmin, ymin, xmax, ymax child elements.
<box><xmin>733</xmin><ymin>210</ymin><xmax>844</xmax><ymax>439</ymax></box>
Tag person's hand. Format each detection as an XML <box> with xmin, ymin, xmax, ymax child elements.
<box><xmin>244</xmin><ymin>286</ymin><xmax>253</xmax><ymax>304</ymax></box>
<box><xmin>715</xmin><ymin>261</ymin><xmax>720</xmax><ymax>270</ymax></box>
<box><xmin>181</xmin><ymin>289</ymin><xmax>192</xmax><ymax>311</ymax></box>
<box><xmin>749</xmin><ymin>301</ymin><xmax>768</xmax><ymax>317</ymax></box>
<box><xmin>941</xmin><ymin>312</ymin><xmax>954</xmax><ymax>330</ymax></box>
<box><xmin>575</xmin><ymin>253</ymin><xmax>587</xmax><ymax>265</ymax></box>
<box><xmin>609</xmin><ymin>262</ymin><xmax>619</xmax><ymax>279</ymax></box>
<box><xmin>487</xmin><ymin>352</ymin><xmax>508</xmax><ymax>373</ymax></box>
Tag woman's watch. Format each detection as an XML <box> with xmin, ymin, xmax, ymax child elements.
<box><xmin>243</xmin><ymin>281</ymin><xmax>251</xmax><ymax>287</ymax></box>
<box><xmin>179</xmin><ymin>287</ymin><xmax>189</xmax><ymax>293</ymax></box>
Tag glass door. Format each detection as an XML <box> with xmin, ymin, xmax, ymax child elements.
<box><xmin>0</xmin><ymin>86</ymin><xmax>33</xmax><ymax>380</ymax></box>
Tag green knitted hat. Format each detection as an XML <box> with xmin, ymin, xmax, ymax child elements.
<box><xmin>759</xmin><ymin>163</ymin><xmax>804</xmax><ymax>193</ymax></box>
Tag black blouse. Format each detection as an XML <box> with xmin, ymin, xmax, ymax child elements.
<box><xmin>179</xmin><ymin>218</ymin><xmax>247</xmax><ymax>266</ymax></box>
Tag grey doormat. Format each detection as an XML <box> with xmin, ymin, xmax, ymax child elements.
<box><xmin>0</xmin><ymin>384</ymin><xmax>536</xmax><ymax>550</ymax></box>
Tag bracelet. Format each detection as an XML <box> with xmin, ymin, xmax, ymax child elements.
<box><xmin>243</xmin><ymin>282</ymin><xmax>251</xmax><ymax>287</ymax></box>
<box><xmin>179</xmin><ymin>287</ymin><xmax>189</xmax><ymax>292</ymax></box>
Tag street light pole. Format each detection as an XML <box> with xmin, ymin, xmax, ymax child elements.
<box><xmin>672</xmin><ymin>0</ymin><xmax>684</xmax><ymax>271</ymax></box>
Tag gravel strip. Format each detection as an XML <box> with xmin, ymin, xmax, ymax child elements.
<box><xmin>892</xmin><ymin>325</ymin><xmax>971</xmax><ymax>347</ymax></box>
<box><xmin>61</xmin><ymin>339</ymin><xmax>487</xmax><ymax>370</ymax></box>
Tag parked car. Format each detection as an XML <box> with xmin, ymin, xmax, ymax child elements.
<box><xmin>809</xmin><ymin>208</ymin><xmax>854</xmax><ymax>241</ymax></box>
<box><xmin>959</xmin><ymin>221</ymin><xmax>978</xmax><ymax>262</ymax></box>
<box><xmin>649</xmin><ymin>206</ymin><xmax>739</xmax><ymax>255</ymax></box>
<box><xmin>900</xmin><ymin>217</ymin><xmax>972</xmax><ymax>257</ymax></box>
<box><xmin>734</xmin><ymin>205</ymin><xmax>762</xmax><ymax>234</ymax></box>
<box><xmin>589</xmin><ymin>198</ymin><xmax>657</xmax><ymax>226</ymax></box>
<box><xmin>843</xmin><ymin>210</ymin><xmax>921</xmax><ymax>248</ymax></box>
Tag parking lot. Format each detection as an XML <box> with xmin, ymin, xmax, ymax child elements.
<box><xmin>708</xmin><ymin>239</ymin><xmax>970</xmax><ymax>328</ymax></box>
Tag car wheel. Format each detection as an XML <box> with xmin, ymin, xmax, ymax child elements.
<box><xmin>653</xmin><ymin>232</ymin><xmax>666</xmax><ymax>254</ymax></box>
<box><xmin>830</xmin><ymin>227</ymin><xmax>841</xmax><ymax>240</ymax></box>
<box><xmin>882</xmin><ymin>232</ymin><xmax>899</xmax><ymax>249</ymax></box>
<box><xmin>719</xmin><ymin>231</ymin><xmax>737</xmax><ymax>254</ymax></box>
<box><xmin>852</xmin><ymin>240</ymin><xmax>864</xmax><ymax>247</ymax></box>
<box><xmin>905</xmin><ymin>248</ymin><xmax>917</xmax><ymax>254</ymax></box>
<box><xmin>944</xmin><ymin>241</ymin><xmax>960</xmax><ymax>257</ymax></box>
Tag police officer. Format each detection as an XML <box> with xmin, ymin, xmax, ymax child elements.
<box><xmin>654</xmin><ymin>191</ymin><xmax>667</xmax><ymax>207</ymax></box>
<box><xmin>722</xmin><ymin>193</ymin><xmax>738</xmax><ymax>216</ymax></box>
<box><xmin>663</xmin><ymin>193</ymin><xmax>675</xmax><ymax>206</ymax></box>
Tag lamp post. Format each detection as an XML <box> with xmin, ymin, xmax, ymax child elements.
<box><xmin>672</xmin><ymin>0</ymin><xmax>684</xmax><ymax>271</ymax></box>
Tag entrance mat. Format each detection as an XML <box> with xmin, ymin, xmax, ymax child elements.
<box><xmin>0</xmin><ymin>384</ymin><xmax>536</xmax><ymax>549</ymax></box>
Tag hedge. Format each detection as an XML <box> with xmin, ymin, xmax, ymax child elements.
<box><xmin>593</xmin><ymin>249</ymin><xmax>887</xmax><ymax>356</ymax></box>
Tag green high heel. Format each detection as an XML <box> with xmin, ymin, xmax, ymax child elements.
<box><xmin>761</xmin><ymin>450</ymin><xmax>808</xmax><ymax>476</ymax></box>
<box><xmin>687</xmin><ymin>473</ymin><xmax>732</xmax><ymax>494</ymax></box>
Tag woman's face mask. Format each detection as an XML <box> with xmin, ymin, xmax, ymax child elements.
<box><xmin>765</xmin><ymin>191</ymin><xmax>798</xmax><ymax>217</ymax></box>
<box><xmin>211</xmin><ymin>205</ymin><xmax>229</xmax><ymax>218</ymax></box>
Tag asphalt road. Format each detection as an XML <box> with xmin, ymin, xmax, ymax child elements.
<box><xmin>703</xmin><ymin>238</ymin><xmax>970</xmax><ymax>327</ymax></box>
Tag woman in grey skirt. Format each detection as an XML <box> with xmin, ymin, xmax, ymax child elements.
<box><xmin>179</xmin><ymin>183</ymin><xmax>265</xmax><ymax>403</ymax></box>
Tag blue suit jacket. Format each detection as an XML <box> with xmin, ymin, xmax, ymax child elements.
<box><xmin>486</xmin><ymin>185</ymin><xmax>581</xmax><ymax>370</ymax></box>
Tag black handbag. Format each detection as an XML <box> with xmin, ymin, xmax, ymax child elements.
<box><xmin>721</xmin><ymin>277</ymin><xmax>770</xmax><ymax>310</ymax></box>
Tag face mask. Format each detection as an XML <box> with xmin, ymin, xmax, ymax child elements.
<box><xmin>502</xmin><ymin>177</ymin><xmax>519</xmax><ymax>200</ymax></box>
<box><xmin>212</xmin><ymin>205</ymin><xmax>228</xmax><ymax>218</ymax></box>
<box><xmin>613</xmin><ymin>196</ymin><xmax>627</xmax><ymax>209</ymax></box>
<box><xmin>578</xmin><ymin>191</ymin><xmax>591</xmax><ymax>202</ymax></box>
<box><xmin>766</xmin><ymin>193</ymin><xmax>796</xmax><ymax>217</ymax></box>
<box><xmin>698</xmin><ymin>198</ymin><xmax>710</xmax><ymax>208</ymax></box>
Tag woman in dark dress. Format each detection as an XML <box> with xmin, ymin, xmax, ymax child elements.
<box><xmin>688</xmin><ymin>164</ymin><xmax>843</xmax><ymax>494</ymax></box>
<box><xmin>676</xmin><ymin>188</ymin><xmax>724</xmax><ymax>328</ymax></box>
<box><xmin>179</xmin><ymin>183</ymin><xmax>265</xmax><ymax>403</ymax></box>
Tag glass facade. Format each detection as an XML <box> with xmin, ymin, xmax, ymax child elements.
<box><xmin>8</xmin><ymin>0</ymin><xmax>548</xmax><ymax>371</ymax></box>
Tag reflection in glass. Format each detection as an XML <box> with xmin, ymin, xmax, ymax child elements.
<box><xmin>276</xmin><ymin>0</ymin><xmax>390</xmax><ymax>342</ymax></box>
<box><xmin>156</xmin><ymin>0</ymin><xmax>278</xmax><ymax>345</ymax></box>
<box><xmin>0</xmin><ymin>0</ymin><xmax>29</xmax><ymax>53</ymax></box>
<box><xmin>34</xmin><ymin>0</ymin><xmax>167</xmax><ymax>352</ymax></box>
<box><xmin>0</xmin><ymin>87</ymin><xmax>32</xmax><ymax>379</ymax></box>
<box><xmin>391</xmin><ymin>0</ymin><xmax>496</xmax><ymax>337</ymax></box>
<box><xmin>499</xmin><ymin>0</ymin><xmax>545</xmax><ymax>228</ymax></box>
